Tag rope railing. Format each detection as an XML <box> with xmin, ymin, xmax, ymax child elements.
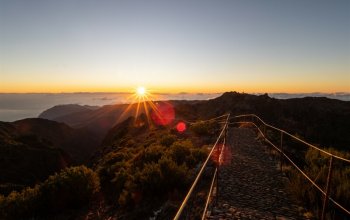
<box><xmin>173</xmin><ymin>113</ymin><xmax>230</xmax><ymax>220</ymax></box>
<box><xmin>232</xmin><ymin>114</ymin><xmax>350</xmax><ymax>163</ymax></box>
<box><xmin>181</xmin><ymin>113</ymin><xmax>230</xmax><ymax>125</ymax></box>
<box><xmin>201</xmin><ymin>168</ymin><xmax>217</xmax><ymax>220</ymax></box>
<box><xmin>174</xmin><ymin>114</ymin><xmax>349</xmax><ymax>219</ymax></box>
<box><xmin>230</xmin><ymin>114</ymin><xmax>350</xmax><ymax>219</ymax></box>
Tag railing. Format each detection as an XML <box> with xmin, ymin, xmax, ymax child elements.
<box><xmin>230</xmin><ymin>114</ymin><xmax>350</xmax><ymax>220</ymax></box>
<box><xmin>173</xmin><ymin>113</ymin><xmax>230</xmax><ymax>220</ymax></box>
<box><xmin>174</xmin><ymin>114</ymin><xmax>350</xmax><ymax>220</ymax></box>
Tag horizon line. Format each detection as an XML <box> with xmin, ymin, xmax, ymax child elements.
<box><xmin>0</xmin><ymin>91</ymin><xmax>350</xmax><ymax>95</ymax></box>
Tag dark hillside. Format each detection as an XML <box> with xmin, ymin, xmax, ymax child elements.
<box><xmin>278</xmin><ymin>97</ymin><xmax>350</xmax><ymax>149</ymax></box>
<box><xmin>0</xmin><ymin>118</ymin><xmax>100</xmax><ymax>194</ymax></box>
<box><xmin>13</xmin><ymin>118</ymin><xmax>100</xmax><ymax>163</ymax></box>
<box><xmin>0</xmin><ymin>121</ymin><xmax>70</xmax><ymax>192</ymax></box>
<box><xmin>39</xmin><ymin>104</ymin><xmax>99</xmax><ymax>120</ymax></box>
<box><xmin>196</xmin><ymin>92</ymin><xmax>350</xmax><ymax>150</ymax></box>
<box><xmin>39</xmin><ymin>104</ymin><xmax>147</xmax><ymax>140</ymax></box>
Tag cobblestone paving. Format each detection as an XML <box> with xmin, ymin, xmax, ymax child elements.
<box><xmin>207</xmin><ymin>128</ymin><xmax>306</xmax><ymax>220</ymax></box>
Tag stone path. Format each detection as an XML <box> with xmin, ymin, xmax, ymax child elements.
<box><xmin>207</xmin><ymin>127</ymin><xmax>306</xmax><ymax>220</ymax></box>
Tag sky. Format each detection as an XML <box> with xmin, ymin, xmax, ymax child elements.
<box><xmin>0</xmin><ymin>0</ymin><xmax>349</xmax><ymax>93</ymax></box>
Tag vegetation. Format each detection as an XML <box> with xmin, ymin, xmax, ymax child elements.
<box><xmin>282</xmin><ymin>147</ymin><xmax>350</xmax><ymax>219</ymax></box>
<box><xmin>96</xmin><ymin>135</ymin><xmax>208</xmax><ymax>214</ymax></box>
<box><xmin>0</xmin><ymin>166</ymin><xmax>100</xmax><ymax>219</ymax></box>
<box><xmin>1</xmin><ymin>92</ymin><xmax>349</xmax><ymax>219</ymax></box>
<box><xmin>91</xmin><ymin>117</ymin><xmax>218</xmax><ymax>218</ymax></box>
<box><xmin>260</xmin><ymin>119</ymin><xmax>350</xmax><ymax>218</ymax></box>
<box><xmin>190</xmin><ymin>120</ymin><xmax>219</xmax><ymax>136</ymax></box>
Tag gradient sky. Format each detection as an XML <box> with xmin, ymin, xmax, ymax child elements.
<box><xmin>1</xmin><ymin>0</ymin><xmax>349</xmax><ymax>93</ymax></box>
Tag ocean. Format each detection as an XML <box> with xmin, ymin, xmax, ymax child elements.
<box><xmin>0</xmin><ymin>92</ymin><xmax>349</xmax><ymax>122</ymax></box>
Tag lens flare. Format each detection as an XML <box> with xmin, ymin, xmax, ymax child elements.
<box><xmin>211</xmin><ymin>144</ymin><xmax>232</xmax><ymax>166</ymax></box>
<box><xmin>151</xmin><ymin>102</ymin><xmax>175</xmax><ymax>126</ymax></box>
<box><xmin>176</xmin><ymin>122</ymin><xmax>186</xmax><ymax>133</ymax></box>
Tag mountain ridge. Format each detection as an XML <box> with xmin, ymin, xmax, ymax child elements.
<box><xmin>38</xmin><ymin>92</ymin><xmax>350</xmax><ymax>150</ymax></box>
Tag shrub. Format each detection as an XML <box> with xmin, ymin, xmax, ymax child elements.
<box><xmin>0</xmin><ymin>166</ymin><xmax>100</xmax><ymax>219</ymax></box>
<box><xmin>40</xmin><ymin>165</ymin><xmax>100</xmax><ymax>211</ymax></box>
<box><xmin>104</xmin><ymin>151</ymin><xmax>131</xmax><ymax>166</ymax></box>
<box><xmin>190</xmin><ymin>121</ymin><xmax>218</xmax><ymax>136</ymax></box>
<box><xmin>192</xmin><ymin>146</ymin><xmax>209</xmax><ymax>163</ymax></box>
<box><xmin>169</xmin><ymin>140</ymin><xmax>192</xmax><ymax>165</ymax></box>
<box><xmin>159</xmin><ymin>156</ymin><xmax>189</xmax><ymax>190</ymax></box>
<box><xmin>136</xmin><ymin>163</ymin><xmax>163</xmax><ymax>193</ymax></box>
<box><xmin>4</xmin><ymin>185</ymin><xmax>42</xmax><ymax>219</ymax></box>
<box><xmin>144</xmin><ymin>144</ymin><xmax>165</xmax><ymax>163</ymax></box>
<box><xmin>95</xmin><ymin>132</ymin><xmax>210</xmax><ymax>215</ymax></box>
<box><xmin>111</xmin><ymin>167</ymin><xmax>129</xmax><ymax>195</ymax></box>
<box><xmin>160</xmin><ymin>134</ymin><xmax>176</xmax><ymax>147</ymax></box>
<box><xmin>97</xmin><ymin>150</ymin><xmax>132</xmax><ymax>185</ymax></box>
<box><xmin>287</xmin><ymin>148</ymin><xmax>350</xmax><ymax>217</ymax></box>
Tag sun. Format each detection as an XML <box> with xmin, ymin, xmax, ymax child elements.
<box><xmin>118</xmin><ymin>86</ymin><xmax>172</xmax><ymax>127</ymax></box>
<box><xmin>136</xmin><ymin>86</ymin><xmax>146</xmax><ymax>97</ymax></box>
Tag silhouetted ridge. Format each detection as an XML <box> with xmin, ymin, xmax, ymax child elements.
<box><xmin>39</xmin><ymin>104</ymin><xmax>99</xmax><ymax>120</ymax></box>
<box><xmin>196</xmin><ymin>91</ymin><xmax>350</xmax><ymax>150</ymax></box>
<box><xmin>38</xmin><ymin>92</ymin><xmax>350</xmax><ymax>150</ymax></box>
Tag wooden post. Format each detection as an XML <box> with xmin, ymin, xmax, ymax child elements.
<box><xmin>321</xmin><ymin>156</ymin><xmax>334</xmax><ymax>220</ymax></box>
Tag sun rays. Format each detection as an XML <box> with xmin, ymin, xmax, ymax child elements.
<box><xmin>116</xmin><ymin>87</ymin><xmax>175</xmax><ymax>127</ymax></box>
